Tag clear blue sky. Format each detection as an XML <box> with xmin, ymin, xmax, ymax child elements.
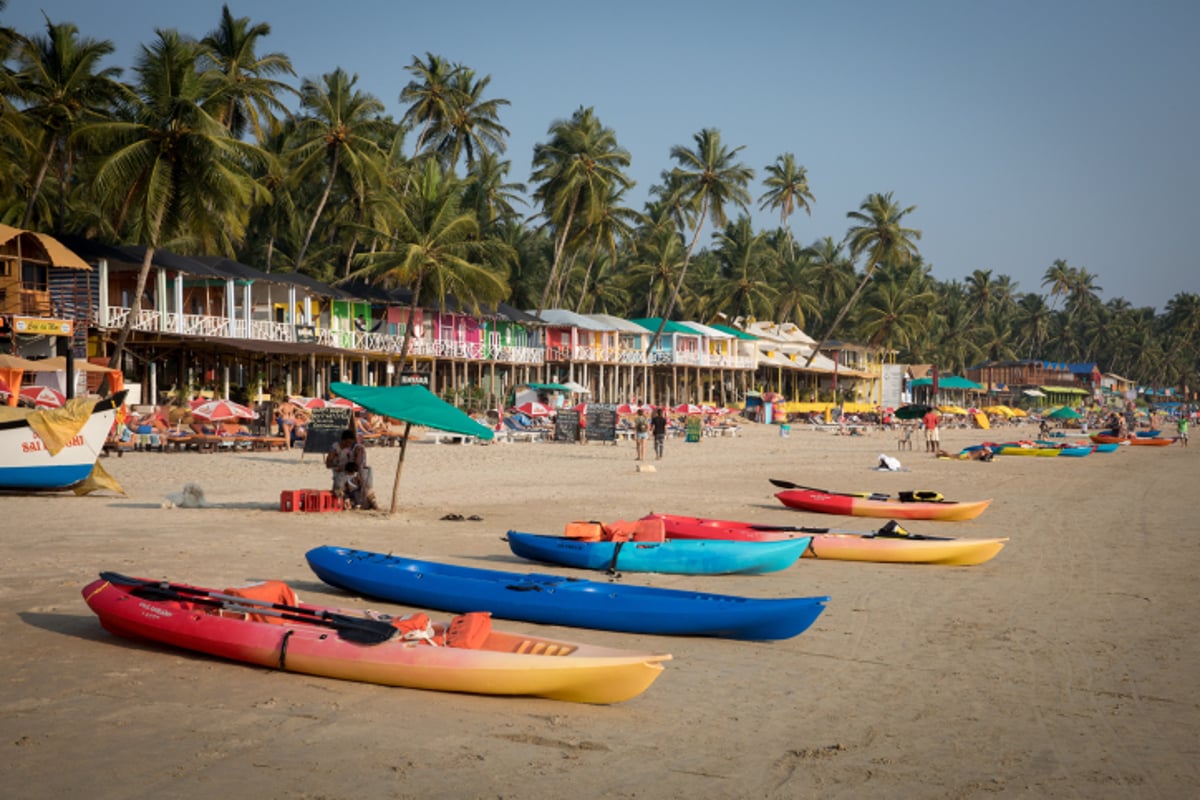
<box><xmin>8</xmin><ymin>0</ymin><xmax>1198</xmax><ymax>311</ymax></box>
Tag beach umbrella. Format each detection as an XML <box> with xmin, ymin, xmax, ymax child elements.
<box><xmin>328</xmin><ymin>396</ymin><xmax>363</xmax><ymax>411</ymax></box>
<box><xmin>894</xmin><ymin>404</ymin><xmax>933</xmax><ymax>420</ymax></box>
<box><xmin>330</xmin><ymin>382</ymin><xmax>493</xmax><ymax>515</ymax></box>
<box><xmin>700</xmin><ymin>404</ymin><xmax>719</xmax><ymax>415</ymax></box>
<box><xmin>20</xmin><ymin>385</ymin><xmax>66</xmax><ymax>408</ymax></box>
<box><xmin>673</xmin><ymin>403</ymin><xmax>703</xmax><ymax>416</ymax></box>
<box><xmin>289</xmin><ymin>395</ymin><xmax>327</xmax><ymax>410</ymax></box>
<box><xmin>616</xmin><ymin>403</ymin><xmax>638</xmax><ymax>415</ymax></box>
<box><xmin>1046</xmin><ymin>406</ymin><xmax>1081</xmax><ymax>420</ymax></box>
<box><xmin>938</xmin><ymin>404</ymin><xmax>969</xmax><ymax>415</ymax></box>
<box><xmin>191</xmin><ymin>399</ymin><xmax>259</xmax><ymax>422</ymax></box>
<box><xmin>516</xmin><ymin>401</ymin><xmax>553</xmax><ymax>417</ymax></box>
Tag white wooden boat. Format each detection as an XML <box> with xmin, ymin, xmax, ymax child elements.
<box><xmin>0</xmin><ymin>392</ymin><xmax>123</xmax><ymax>490</ymax></box>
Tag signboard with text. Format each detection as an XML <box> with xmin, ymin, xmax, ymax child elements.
<box><xmin>302</xmin><ymin>407</ymin><xmax>353</xmax><ymax>456</ymax></box>
<box><xmin>14</xmin><ymin>317</ymin><xmax>73</xmax><ymax>337</ymax></box>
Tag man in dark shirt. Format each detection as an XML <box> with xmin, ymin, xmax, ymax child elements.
<box><xmin>650</xmin><ymin>407</ymin><xmax>668</xmax><ymax>459</ymax></box>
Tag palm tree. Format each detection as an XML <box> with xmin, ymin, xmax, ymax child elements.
<box><xmin>768</xmin><ymin>237</ymin><xmax>821</xmax><ymax>332</ymax></box>
<box><xmin>573</xmin><ymin>183</ymin><xmax>639</xmax><ymax>312</ymax></box>
<box><xmin>1161</xmin><ymin>291</ymin><xmax>1200</xmax><ymax>369</ymax></box>
<box><xmin>805</xmin><ymin>236</ymin><xmax>856</xmax><ymax>325</ymax></box>
<box><xmin>707</xmin><ymin>215</ymin><xmax>776</xmax><ymax>322</ymax></box>
<box><xmin>200</xmin><ymin>4</ymin><xmax>295</xmax><ymax>142</ymax></box>
<box><xmin>1014</xmin><ymin>293</ymin><xmax>1052</xmax><ymax>358</ymax></box>
<box><xmin>434</xmin><ymin>67</ymin><xmax>509</xmax><ymax>171</ymax></box>
<box><xmin>399</xmin><ymin>52</ymin><xmax>458</xmax><ymax>160</ymax></box>
<box><xmin>625</xmin><ymin>218</ymin><xmax>688</xmax><ymax>317</ymax></box>
<box><xmin>758</xmin><ymin>153</ymin><xmax>814</xmax><ymax>256</ymax></box>
<box><xmin>963</xmin><ymin>269</ymin><xmax>996</xmax><ymax>324</ymax></box>
<box><xmin>462</xmin><ymin>148</ymin><xmax>525</xmax><ymax>231</ymax></box>
<box><xmin>350</xmin><ymin>158</ymin><xmax>510</xmax><ymax>371</ymax></box>
<box><xmin>1041</xmin><ymin>259</ymin><xmax>1074</xmax><ymax>310</ymax></box>
<box><xmin>805</xmin><ymin>192</ymin><xmax>920</xmax><ymax>366</ymax></box>
<box><xmin>13</xmin><ymin>16</ymin><xmax>125</xmax><ymax>229</ymax></box>
<box><xmin>649</xmin><ymin>127</ymin><xmax>753</xmax><ymax>350</ymax></box>
<box><xmin>529</xmin><ymin>106</ymin><xmax>632</xmax><ymax>312</ymax></box>
<box><xmin>86</xmin><ymin>29</ymin><xmax>267</xmax><ymax>370</ymax></box>
<box><xmin>974</xmin><ymin>308</ymin><xmax>1019</xmax><ymax>363</ymax></box>
<box><xmin>290</xmin><ymin>68</ymin><xmax>387</xmax><ymax>273</ymax></box>
<box><xmin>857</xmin><ymin>267</ymin><xmax>936</xmax><ymax>358</ymax></box>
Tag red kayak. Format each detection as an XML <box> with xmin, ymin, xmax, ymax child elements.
<box><xmin>1089</xmin><ymin>434</ymin><xmax>1175</xmax><ymax>446</ymax></box>
<box><xmin>771</xmin><ymin>480</ymin><xmax>991</xmax><ymax>521</ymax></box>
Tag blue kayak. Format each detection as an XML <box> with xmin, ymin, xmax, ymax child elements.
<box><xmin>305</xmin><ymin>546</ymin><xmax>827</xmax><ymax>640</ymax></box>
<box><xmin>505</xmin><ymin>531</ymin><xmax>809</xmax><ymax>575</ymax></box>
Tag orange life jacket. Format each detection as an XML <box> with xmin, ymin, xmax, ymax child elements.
<box><xmin>221</xmin><ymin>580</ymin><xmax>298</xmax><ymax>624</ymax></box>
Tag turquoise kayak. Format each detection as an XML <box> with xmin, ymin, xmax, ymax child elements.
<box><xmin>505</xmin><ymin>531</ymin><xmax>809</xmax><ymax>575</ymax></box>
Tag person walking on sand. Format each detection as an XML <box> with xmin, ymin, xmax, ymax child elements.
<box><xmin>1178</xmin><ymin>415</ymin><xmax>1189</xmax><ymax>447</ymax></box>
<box><xmin>922</xmin><ymin>408</ymin><xmax>940</xmax><ymax>453</ymax></box>
<box><xmin>634</xmin><ymin>409</ymin><xmax>649</xmax><ymax>461</ymax></box>
<box><xmin>650</xmin><ymin>406</ymin><xmax>668</xmax><ymax>459</ymax></box>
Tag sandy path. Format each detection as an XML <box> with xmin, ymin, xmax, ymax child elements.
<box><xmin>1</xmin><ymin>423</ymin><xmax>1197</xmax><ymax>799</ymax></box>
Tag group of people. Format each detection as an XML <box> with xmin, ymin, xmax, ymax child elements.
<box><xmin>324</xmin><ymin>429</ymin><xmax>378</xmax><ymax>510</ymax></box>
<box><xmin>632</xmin><ymin>407</ymin><xmax>669</xmax><ymax>461</ymax></box>
<box><xmin>274</xmin><ymin>399</ymin><xmax>310</xmax><ymax>447</ymax></box>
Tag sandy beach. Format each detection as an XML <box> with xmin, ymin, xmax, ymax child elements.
<box><xmin>2</xmin><ymin>422</ymin><xmax>1198</xmax><ymax>799</ymax></box>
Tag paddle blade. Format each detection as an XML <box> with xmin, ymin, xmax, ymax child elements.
<box><xmin>322</xmin><ymin>612</ymin><xmax>399</xmax><ymax>645</ymax></box>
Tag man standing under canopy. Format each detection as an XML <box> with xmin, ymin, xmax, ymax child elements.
<box><xmin>922</xmin><ymin>408</ymin><xmax>940</xmax><ymax>454</ymax></box>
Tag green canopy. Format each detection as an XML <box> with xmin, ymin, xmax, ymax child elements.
<box><xmin>520</xmin><ymin>381</ymin><xmax>573</xmax><ymax>392</ymax></box>
<box><xmin>331</xmin><ymin>382</ymin><xmax>493</xmax><ymax>440</ymax></box>
<box><xmin>909</xmin><ymin>375</ymin><xmax>984</xmax><ymax>390</ymax></box>
<box><xmin>1045</xmin><ymin>406</ymin><xmax>1081</xmax><ymax>420</ymax></box>
<box><xmin>330</xmin><ymin>382</ymin><xmax>493</xmax><ymax>514</ymax></box>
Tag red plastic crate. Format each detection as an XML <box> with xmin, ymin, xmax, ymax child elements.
<box><xmin>279</xmin><ymin>490</ymin><xmax>306</xmax><ymax>512</ymax></box>
<box><xmin>303</xmin><ymin>490</ymin><xmax>325</xmax><ymax>512</ymax></box>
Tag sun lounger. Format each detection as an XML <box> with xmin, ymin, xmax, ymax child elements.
<box><xmin>422</xmin><ymin>431</ymin><xmax>476</xmax><ymax>445</ymax></box>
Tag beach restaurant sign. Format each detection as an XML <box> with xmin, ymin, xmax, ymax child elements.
<box><xmin>13</xmin><ymin>316</ymin><xmax>73</xmax><ymax>337</ymax></box>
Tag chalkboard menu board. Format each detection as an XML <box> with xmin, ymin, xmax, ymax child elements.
<box><xmin>586</xmin><ymin>405</ymin><xmax>618</xmax><ymax>443</ymax></box>
<box><xmin>302</xmin><ymin>407</ymin><xmax>354</xmax><ymax>456</ymax></box>
<box><xmin>685</xmin><ymin>415</ymin><xmax>703</xmax><ymax>443</ymax></box>
<box><xmin>554</xmin><ymin>409</ymin><xmax>580</xmax><ymax>443</ymax></box>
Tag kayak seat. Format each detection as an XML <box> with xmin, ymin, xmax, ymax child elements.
<box><xmin>603</xmin><ymin>520</ymin><xmax>635</xmax><ymax>543</ymax></box>
<box><xmin>221</xmin><ymin>580</ymin><xmax>298</xmax><ymax>624</ymax></box>
<box><xmin>632</xmin><ymin>518</ymin><xmax>666</xmax><ymax>543</ymax></box>
<box><xmin>563</xmin><ymin>521</ymin><xmax>605</xmax><ymax>541</ymax></box>
<box><xmin>446</xmin><ymin>612</ymin><xmax>492</xmax><ymax>649</ymax></box>
<box><xmin>898</xmin><ymin>490</ymin><xmax>944</xmax><ymax>503</ymax></box>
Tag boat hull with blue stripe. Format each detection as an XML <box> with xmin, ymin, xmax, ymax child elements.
<box><xmin>0</xmin><ymin>394</ymin><xmax>121</xmax><ymax>490</ymax></box>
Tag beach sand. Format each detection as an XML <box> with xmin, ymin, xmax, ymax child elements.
<box><xmin>2</xmin><ymin>422</ymin><xmax>1197</xmax><ymax>799</ymax></box>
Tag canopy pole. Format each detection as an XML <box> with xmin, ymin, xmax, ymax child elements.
<box><xmin>388</xmin><ymin>421</ymin><xmax>413</xmax><ymax>515</ymax></box>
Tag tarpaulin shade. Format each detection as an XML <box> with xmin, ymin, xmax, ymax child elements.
<box><xmin>330</xmin><ymin>383</ymin><xmax>493</xmax><ymax>440</ymax></box>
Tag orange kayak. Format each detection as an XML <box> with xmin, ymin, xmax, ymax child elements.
<box><xmin>771</xmin><ymin>481</ymin><xmax>991</xmax><ymax>521</ymax></box>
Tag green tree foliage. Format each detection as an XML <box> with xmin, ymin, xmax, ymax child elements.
<box><xmin>0</xmin><ymin>9</ymin><xmax>1193</xmax><ymax>395</ymax></box>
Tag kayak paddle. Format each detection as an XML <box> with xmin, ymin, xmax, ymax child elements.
<box><xmin>99</xmin><ymin>572</ymin><xmax>398</xmax><ymax>645</ymax></box>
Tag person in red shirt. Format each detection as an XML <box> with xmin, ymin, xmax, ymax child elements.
<box><xmin>922</xmin><ymin>409</ymin><xmax>940</xmax><ymax>453</ymax></box>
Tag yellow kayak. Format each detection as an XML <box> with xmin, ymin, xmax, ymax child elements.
<box><xmin>84</xmin><ymin>574</ymin><xmax>670</xmax><ymax>704</ymax></box>
<box><xmin>648</xmin><ymin>514</ymin><xmax>1007</xmax><ymax>566</ymax></box>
